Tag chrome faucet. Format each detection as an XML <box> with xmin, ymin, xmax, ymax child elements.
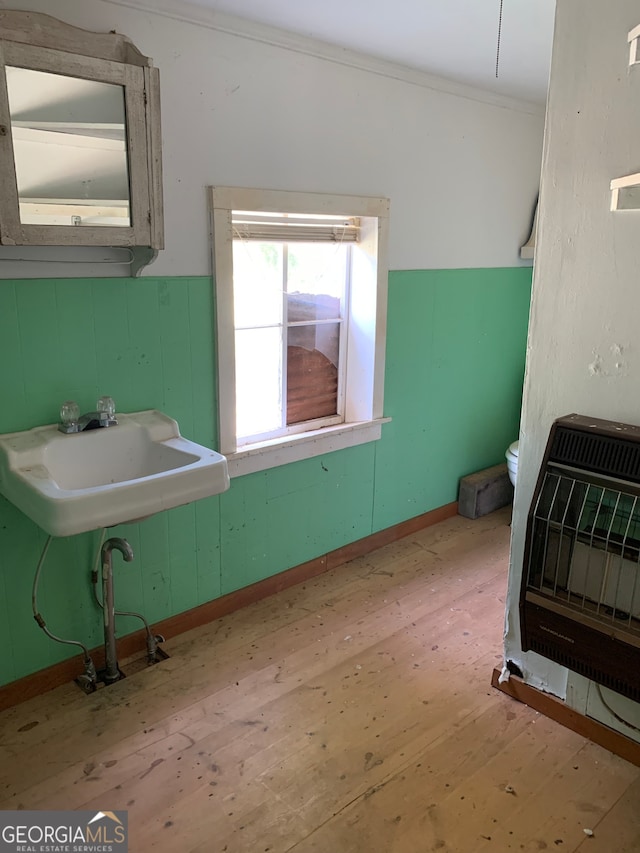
<box><xmin>58</xmin><ymin>396</ymin><xmax>118</xmax><ymax>433</ymax></box>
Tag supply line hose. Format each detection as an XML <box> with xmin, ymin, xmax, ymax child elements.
<box><xmin>32</xmin><ymin>535</ymin><xmax>96</xmax><ymax>680</ymax></box>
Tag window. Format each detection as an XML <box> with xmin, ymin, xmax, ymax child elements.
<box><xmin>210</xmin><ymin>187</ymin><xmax>390</xmax><ymax>476</ymax></box>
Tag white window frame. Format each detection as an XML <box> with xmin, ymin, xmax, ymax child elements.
<box><xmin>210</xmin><ymin>186</ymin><xmax>390</xmax><ymax>477</ymax></box>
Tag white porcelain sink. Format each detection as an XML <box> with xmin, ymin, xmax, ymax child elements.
<box><xmin>0</xmin><ymin>410</ymin><xmax>229</xmax><ymax>536</ymax></box>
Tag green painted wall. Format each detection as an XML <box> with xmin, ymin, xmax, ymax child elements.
<box><xmin>374</xmin><ymin>267</ymin><xmax>532</xmax><ymax>529</ymax></box>
<box><xmin>0</xmin><ymin>267</ymin><xmax>531</xmax><ymax>686</ymax></box>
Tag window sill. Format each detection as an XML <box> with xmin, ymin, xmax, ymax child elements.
<box><xmin>226</xmin><ymin>418</ymin><xmax>391</xmax><ymax>477</ymax></box>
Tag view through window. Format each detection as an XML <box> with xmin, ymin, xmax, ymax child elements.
<box><xmin>233</xmin><ymin>219</ymin><xmax>352</xmax><ymax>444</ymax></box>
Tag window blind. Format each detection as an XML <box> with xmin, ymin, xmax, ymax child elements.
<box><xmin>232</xmin><ymin>211</ymin><xmax>360</xmax><ymax>242</ymax></box>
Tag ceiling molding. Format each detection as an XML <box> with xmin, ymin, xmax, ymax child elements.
<box><xmin>99</xmin><ymin>0</ymin><xmax>544</xmax><ymax>117</ymax></box>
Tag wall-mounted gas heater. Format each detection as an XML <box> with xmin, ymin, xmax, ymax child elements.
<box><xmin>520</xmin><ymin>414</ymin><xmax>640</xmax><ymax>701</ymax></box>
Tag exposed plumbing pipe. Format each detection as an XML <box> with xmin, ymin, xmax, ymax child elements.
<box><xmin>91</xmin><ymin>529</ymin><xmax>164</xmax><ymax>665</ymax></box>
<box><xmin>32</xmin><ymin>535</ymin><xmax>97</xmax><ymax>692</ymax></box>
<box><xmin>32</xmin><ymin>531</ymin><xmax>165</xmax><ymax>694</ymax></box>
<box><xmin>100</xmin><ymin>537</ymin><xmax>134</xmax><ymax>684</ymax></box>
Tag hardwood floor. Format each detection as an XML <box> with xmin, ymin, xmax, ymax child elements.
<box><xmin>1</xmin><ymin>508</ymin><xmax>639</xmax><ymax>852</ymax></box>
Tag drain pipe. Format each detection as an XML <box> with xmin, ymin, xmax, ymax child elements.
<box><xmin>101</xmin><ymin>537</ymin><xmax>134</xmax><ymax>684</ymax></box>
<box><xmin>91</xmin><ymin>530</ymin><xmax>164</xmax><ymax>665</ymax></box>
<box><xmin>32</xmin><ymin>536</ymin><xmax>97</xmax><ymax>693</ymax></box>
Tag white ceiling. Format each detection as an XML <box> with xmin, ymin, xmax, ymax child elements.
<box><xmin>186</xmin><ymin>0</ymin><xmax>556</xmax><ymax>104</ymax></box>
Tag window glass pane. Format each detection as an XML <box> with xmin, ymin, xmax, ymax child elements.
<box><xmin>233</xmin><ymin>241</ymin><xmax>283</xmax><ymax>329</ymax></box>
<box><xmin>287</xmin><ymin>323</ymin><xmax>340</xmax><ymax>425</ymax></box>
<box><xmin>287</xmin><ymin>242</ymin><xmax>346</xmax><ymax>322</ymax></box>
<box><xmin>236</xmin><ymin>327</ymin><xmax>282</xmax><ymax>439</ymax></box>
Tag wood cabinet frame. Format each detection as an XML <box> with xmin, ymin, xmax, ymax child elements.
<box><xmin>0</xmin><ymin>10</ymin><xmax>163</xmax><ymax>261</ymax></box>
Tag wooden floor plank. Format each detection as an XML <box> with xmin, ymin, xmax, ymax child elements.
<box><xmin>573</xmin><ymin>772</ymin><xmax>640</xmax><ymax>852</ymax></box>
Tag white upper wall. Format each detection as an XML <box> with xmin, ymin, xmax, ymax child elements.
<box><xmin>5</xmin><ymin>0</ymin><xmax>544</xmax><ymax>276</ymax></box>
<box><xmin>506</xmin><ymin>0</ymin><xmax>640</xmax><ymax>707</ymax></box>
<box><xmin>180</xmin><ymin>0</ymin><xmax>556</xmax><ymax>104</ymax></box>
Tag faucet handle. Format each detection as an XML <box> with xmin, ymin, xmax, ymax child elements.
<box><xmin>59</xmin><ymin>400</ymin><xmax>80</xmax><ymax>433</ymax></box>
<box><xmin>97</xmin><ymin>396</ymin><xmax>116</xmax><ymax>418</ymax></box>
<box><xmin>96</xmin><ymin>395</ymin><xmax>118</xmax><ymax>426</ymax></box>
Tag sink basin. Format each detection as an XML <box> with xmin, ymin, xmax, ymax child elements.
<box><xmin>0</xmin><ymin>410</ymin><xmax>230</xmax><ymax>536</ymax></box>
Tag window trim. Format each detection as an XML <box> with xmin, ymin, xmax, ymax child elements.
<box><xmin>210</xmin><ymin>186</ymin><xmax>390</xmax><ymax>477</ymax></box>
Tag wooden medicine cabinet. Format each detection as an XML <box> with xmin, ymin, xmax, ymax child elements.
<box><xmin>0</xmin><ymin>10</ymin><xmax>163</xmax><ymax>275</ymax></box>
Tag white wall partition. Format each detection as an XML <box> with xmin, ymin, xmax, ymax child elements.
<box><xmin>505</xmin><ymin>0</ymin><xmax>640</xmax><ymax>732</ymax></box>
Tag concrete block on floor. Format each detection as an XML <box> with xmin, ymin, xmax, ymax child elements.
<box><xmin>458</xmin><ymin>462</ymin><xmax>513</xmax><ymax>519</ymax></box>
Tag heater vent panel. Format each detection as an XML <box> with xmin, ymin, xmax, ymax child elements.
<box><xmin>550</xmin><ymin>426</ymin><xmax>640</xmax><ymax>483</ymax></box>
<box><xmin>521</xmin><ymin>415</ymin><xmax>640</xmax><ymax>700</ymax></box>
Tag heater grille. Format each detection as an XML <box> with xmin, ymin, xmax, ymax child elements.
<box><xmin>521</xmin><ymin>415</ymin><xmax>640</xmax><ymax>700</ymax></box>
<box><xmin>526</xmin><ymin>469</ymin><xmax>640</xmax><ymax>630</ymax></box>
<box><xmin>550</xmin><ymin>426</ymin><xmax>640</xmax><ymax>483</ymax></box>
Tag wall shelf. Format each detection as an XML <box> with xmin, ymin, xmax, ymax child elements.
<box><xmin>520</xmin><ymin>199</ymin><xmax>538</xmax><ymax>259</ymax></box>
<box><xmin>610</xmin><ymin>173</ymin><xmax>640</xmax><ymax>211</ymax></box>
<box><xmin>629</xmin><ymin>24</ymin><xmax>640</xmax><ymax>66</ymax></box>
<box><xmin>609</xmin><ymin>28</ymin><xmax>640</xmax><ymax>212</ymax></box>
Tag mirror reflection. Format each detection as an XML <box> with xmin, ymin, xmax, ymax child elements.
<box><xmin>6</xmin><ymin>67</ymin><xmax>131</xmax><ymax>227</ymax></box>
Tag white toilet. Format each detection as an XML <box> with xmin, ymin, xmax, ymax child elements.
<box><xmin>505</xmin><ymin>441</ymin><xmax>519</xmax><ymax>487</ymax></box>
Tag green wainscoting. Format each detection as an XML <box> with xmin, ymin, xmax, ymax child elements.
<box><xmin>374</xmin><ymin>267</ymin><xmax>533</xmax><ymax>530</ymax></box>
<box><xmin>0</xmin><ymin>268</ymin><xmax>531</xmax><ymax>685</ymax></box>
